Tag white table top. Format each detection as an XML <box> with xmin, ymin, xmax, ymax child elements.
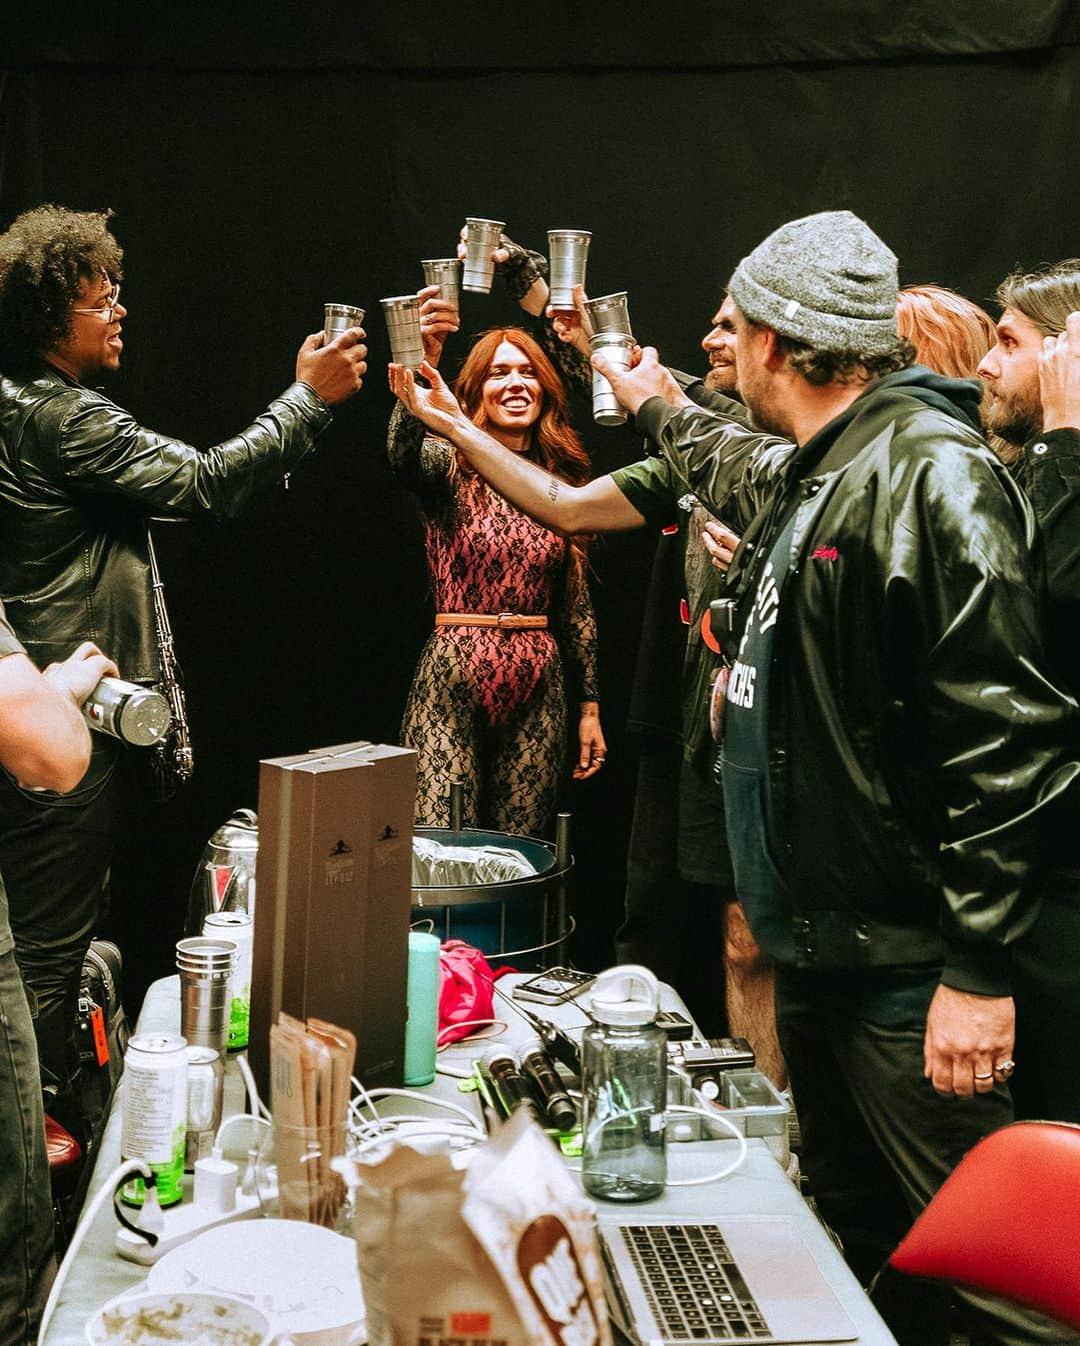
<box><xmin>41</xmin><ymin>974</ymin><xmax>897</xmax><ymax>1346</ymax></box>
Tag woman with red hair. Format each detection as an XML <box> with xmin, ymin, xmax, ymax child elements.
<box><xmin>387</xmin><ymin>239</ymin><xmax>604</xmax><ymax>835</ymax></box>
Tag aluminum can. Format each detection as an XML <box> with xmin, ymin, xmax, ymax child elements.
<box><xmin>202</xmin><ymin>910</ymin><xmax>253</xmax><ymax>1049</ymax></box>
<box><xmin>121</xmin><ymin>1033</ymin><xmax>188</xmax><ymax>1206</ymax></box>
<box><xmin>184</xmin><ymin>1044</ymin><xmax>224</xmax><ymax>1170</ymax></box>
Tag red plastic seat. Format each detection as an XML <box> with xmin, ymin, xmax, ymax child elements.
<box><xmin>44</xmin><ymin>1115</ymin><xmax>82</xmax><ymax>1173</ymax></box>
<box><xmin>890</xmin><ymin>1120</ymin><xmax>1080</xmax><ymax>1330</ymax></box>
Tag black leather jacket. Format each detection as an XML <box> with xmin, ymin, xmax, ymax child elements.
<box><xmin>0</xmin><ymin>364</ymin><xmax>331</xmax><ymax>680</ymax></box>
<box><xmin>636</xmin><ymin>369</ymin><xmax>1079</xmax><ymax>996</ymax></box>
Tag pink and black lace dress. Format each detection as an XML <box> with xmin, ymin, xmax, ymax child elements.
<box><xmin>388</xmin><ymin>404</ymin><xmax>598</xmax><ymax>835</ymax></box>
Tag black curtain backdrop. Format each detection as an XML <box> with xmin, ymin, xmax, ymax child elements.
<box><xmin>3</xmin><ymin>6</ymin><xmax>1080</xmax><ymax>1011</ymax></box>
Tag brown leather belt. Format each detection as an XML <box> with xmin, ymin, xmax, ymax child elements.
<box><xmin>435</xmin><ymin>612</ymin><xmax>548</xmax><ymax>629</ymax></box>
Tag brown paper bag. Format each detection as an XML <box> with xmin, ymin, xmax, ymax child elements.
<box><xmin>353</xmin><ymin>1111</ymin><xmax>611</xmax><ymax>1346</ymax></box>
<box><xmin>353</xmin><ymin>1144</ymin><xmax>526</xmax><ymax>1346</ymax></box>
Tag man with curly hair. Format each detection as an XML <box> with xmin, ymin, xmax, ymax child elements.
<box><xmin>0</xmin><ymin>204</ymin><xmax>367</xmax><ymax>1148</ymax></box>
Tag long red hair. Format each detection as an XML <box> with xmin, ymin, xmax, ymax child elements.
<box><xmin>453</xmin><ymin>328</ymin><xmax>591</xmax><ymax>486</ymax></box>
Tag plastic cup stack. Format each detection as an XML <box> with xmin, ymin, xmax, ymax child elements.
<box><xmin>176</xmin><ymin>936</ymin><xmax>236</xmax><ymax>1055</ymax></box>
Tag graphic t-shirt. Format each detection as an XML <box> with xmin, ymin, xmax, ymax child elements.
<box><xmin>719</xmin><ymin>511</ymin><xmax>798</xmax><ymax>961</ymax></box>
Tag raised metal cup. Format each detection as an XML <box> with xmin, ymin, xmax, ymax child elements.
<box><xmin>584</xmin><ymin>291</ymin><xmax>633</xmax><ymax>338</ymax></box>
<box><xmin>547</xmin><ymin>229</ymin><xmax>592</xmax><ymax>309</ymax></box>
<box><xmin>323</xmin><ymin>303</ymin><xmax>366</xmax><ymax>345</ymax></box>
<box><xmin>462</xmin><ymin>217</ymin><xmax>505</xmax><ymax>293</ymax></box>
<box><xmin>381</xmin><ymin>295</ymin><xmax>425</xmax><ymax>371</ymax></box>
<box><xmin>590</xmin><ymin>331</ymin><xmax>636</xmax><ymax>427</ymax></box>
<box><xmin>176</xmin><ymin>936</ymin><xmax>236</xmax><ymax>1055</ymax></box>
<box><xmin>421</xmin><ymin>258</ymin><xmax>462</xmax><ymax>312</ymax></box>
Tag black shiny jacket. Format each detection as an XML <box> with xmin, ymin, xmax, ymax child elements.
<box><xmin>0</xmin><ymin>364</ymin><xmax>330</xmax><ymax>680</ymax></box>
<box><xmin>637</xmin><ymin>369</ymin><xmax>1079</xmax><ymax>996</ymax></box>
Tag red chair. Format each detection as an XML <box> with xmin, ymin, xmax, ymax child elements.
<box><xmin>890</xmin><ymin>1120</ymin><xmax>1080</xmax><ymax>1331</ymax></box>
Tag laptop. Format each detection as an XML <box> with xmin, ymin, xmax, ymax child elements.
<box><xmin>597</xmin><ymin>1214</ymin><xmax>858</xmax><ymax>1344</ymax></box>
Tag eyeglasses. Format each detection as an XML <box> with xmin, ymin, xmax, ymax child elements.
<box><xmin>72</xmin><ymin>281</ymin><xmax>121</xmax><ymax>323</ymax></box>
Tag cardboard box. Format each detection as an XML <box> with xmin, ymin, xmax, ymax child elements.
<box><xmin>249</xmin><ymin>741</ymin><xmax>417</xmax><ymax>1094</ymax></box>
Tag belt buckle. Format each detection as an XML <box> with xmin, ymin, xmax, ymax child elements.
<box><xmin>496</xmin><ymin>612</ymin><xmax>515</xmax><ymax>629</ymax></box>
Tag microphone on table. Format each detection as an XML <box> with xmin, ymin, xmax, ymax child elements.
<box><xmin>518</xmin><ymin>1037</ymin><xmax>578</xmax><ymax>1132</ymax></box>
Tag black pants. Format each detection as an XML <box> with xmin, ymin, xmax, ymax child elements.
<box><xmin>1012</xmin><ymin>876</ymin><xmax>1080</xmax><ymax>1124</ymax></box>
<box><xmin>0</xmin><ymin>737</ymin><xmax>127</xmax><ymax>1143</ymax></box>
<box><xmin>776</xmin><ymin>965</ymin><xmax>1078</xmax><ymax>1346</ymax></box>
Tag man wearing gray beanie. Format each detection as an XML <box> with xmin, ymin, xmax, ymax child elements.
<box><xmin>589</xmin><ymin>211</ymin><xmax>1079</xmax><ymax>1346</ymax></box>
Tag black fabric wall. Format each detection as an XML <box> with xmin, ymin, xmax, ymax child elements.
<box><xmin>3</xmin><ymin>8</ymin><xmax>1080</xmax><ymax>1009</ymax></box>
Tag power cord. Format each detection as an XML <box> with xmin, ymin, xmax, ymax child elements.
<box><xmin>39</xmin><ymin>1158</ymin><xmax>152</xmax><ymax>1339</ymax></box>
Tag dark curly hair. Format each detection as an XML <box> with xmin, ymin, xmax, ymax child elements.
<box><xmin>0</xmin><ymin>204</ymin><xmax>123</xmax><ymax>374</ymax></box>
<box><xmin>772</xmin><ymin>329</ymin><xmax>915</xmax><ymax>387</ymax></box>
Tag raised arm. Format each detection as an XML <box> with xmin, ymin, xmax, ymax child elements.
<box><xmin>388</xmin><ymin>362</ymin><xmax>646</xmax><ymax>534</ymax></box>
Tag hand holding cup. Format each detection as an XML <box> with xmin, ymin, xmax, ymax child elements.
<box><xmin>590</xmin><ymin>345</ymin><xmax>690</xmax><ymax>417</ymax></box>
<box><xmin>296</xmin><ymin>328</ymin><xmax>367</xmax><ymax>406</ymax></box>
<box><xmin>548</xmin><ymin>284</ymin><xmax>594</xmax><ymax>360</ymax></box>
<box><xmin>416</xmin><ymin>283</ymin><xmax>461</xmax><ymax>368</ymax></box>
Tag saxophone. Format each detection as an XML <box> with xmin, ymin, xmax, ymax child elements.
<box><xmin>147</xmin><ymin>531</ymin><xmax>195</xmax><ymax>787</ymax></box>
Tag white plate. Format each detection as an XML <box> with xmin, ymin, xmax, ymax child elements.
<box><xmin>146</xmin><ymin>1220</ymin><xmax>365</xmax><ymax>1345</ymax></box>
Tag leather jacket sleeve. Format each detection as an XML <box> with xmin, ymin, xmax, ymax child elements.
<box><xmin>884</xmin><ymin>422</ymin><xmax>1080</xmax><ymax>994</ymax></box>
<box><xmin>634</xmin><ymin>396</ymin><xmax>794</xmax><ymax>532</ymax></box>
<box><xmin>48</xmin><ymin>380</ymin><xmax>331</xmax><ymax>519</ymax></box>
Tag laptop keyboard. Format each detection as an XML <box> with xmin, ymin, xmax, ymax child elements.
<box><xmin>620</xmin><ymin>1224</ymin><xmax>771</xmax><ymax>1340</ymax></box>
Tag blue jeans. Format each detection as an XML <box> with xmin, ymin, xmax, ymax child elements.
<box><xmin>0</xmin><ymin>942</ymin><xmax>54</xmax><ymax>1346</ymax></box>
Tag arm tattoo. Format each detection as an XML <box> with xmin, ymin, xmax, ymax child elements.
<box><xmin>547</xmin><ymin>476</ymin><xmax>560</xmax><ymax>503</ymax></box>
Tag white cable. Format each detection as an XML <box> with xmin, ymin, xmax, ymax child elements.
<box><xmin>39</xmin><ymin>1158</ymin><xmax>150</xmax><ymax>1339</ymax></box>
<box><xmin>436</xmin><ymin>1062</ymin><xmax>472</xmax><ymax>1079</ymax></box>
<box><xmin>664</xmin><ymin>1105</ymin><xmax>748</xmax><ymax>1186</ymax></box>
<box><xmin>359</xmin><ymin>1086</ymin><xmax>484</xmax><ymax>1132</ymax></box>
<box><xmin>236</xmin><ymin>1053</ymin><xmax>270</xmax><ymax>1121</ymax></box>
<box><xmin>349</xmin><ymin>1123</ymin><xmax>482</xmax><ymax>1157</ymax></box>
<box><xmin>213</xmin><ymin>1111</ymin><xmax>270</xmax><ymax>1153</ymax></box>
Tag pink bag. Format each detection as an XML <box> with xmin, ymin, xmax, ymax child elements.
<box><xmin>438</xmin><ymin>940</ymin><xmax>515</xmax><ymax>1046</ymax></box>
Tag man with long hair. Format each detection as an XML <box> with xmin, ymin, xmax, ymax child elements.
<box><xmin>978</xmin><ymin>260</ymin><xmax>1080</xmax><ymax>1126</ymax></box>
<box><xmin>0</xmin><ymin>203</ymin><xmax>366</xmax><ymax>1148</ymax></box>
<box><xmin>397</xmin><ymin>212</ymin><xmax>1078</xmax><ymax>1346</ymax></box>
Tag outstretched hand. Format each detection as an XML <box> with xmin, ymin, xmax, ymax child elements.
<box><xmin>389</xmin><ymin>361</ymin><xmax>466</xmax><ymax>440</ymax></box>
<box><xmin>590</xmin><ymin>345</ymin><xmax>691</xmax><ymax>417</ymax></box>
<box><xmin>296</xmin><ymin>327</ymin><xmax>367</xmax><ymax>406</ymax></box>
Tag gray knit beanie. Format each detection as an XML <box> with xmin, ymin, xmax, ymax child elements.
<box><xmin>727</xmin><ymin>210</ymin><xmax>899</xmax><ymax>356</ymax></box>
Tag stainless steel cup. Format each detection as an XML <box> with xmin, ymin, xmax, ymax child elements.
<box><xmin>462</xmin><ymin>217</ymin><xmax>506</xmax><ymax>294</ymax></box>
<box><xmin>323</xmin><ymin>303</ymin><xmax>366</xmax><ymax>345</ymax></box>
<box><xmin>584</xmin><ymin>291</ymin><xmax>633</xmax><ymax>338</ymax></box>
<box><xmin>547</xmin><ymin>229</ymin><xmax>592</xmax><ymax>309</ymax></box>
<box><xmin>421</xmin><ymin>258</ymin><xmax>462</xmax><ymax>311</ymax></box>
<box><xmin>176</xmin><ymin>936</ymin><xmax>235</xmax><ymax>1055</ymax></box>
<box><xmin>380</xmin><ymin>295</ymin><xmax>425</xmax><ymax>371</ymax></box>
<box><xmin>590</xmin><ymin>331</ymin><xmax>636</xmax><ymax>427</ymax></box>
